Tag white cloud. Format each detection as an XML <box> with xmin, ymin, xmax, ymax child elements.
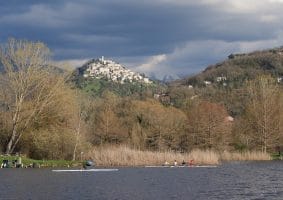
<box><xmin>260</xmin><ymin>15</ymin><xmax>279</xmax><ymax>23</ymax></box>
<box><xmin>63</xmin><ymin>34</ymin><xmax>129</xmax><ymax>44</ymax></box>
<box><xmin>135</xmin><ymin>54</ymin><xmax>167</xmax><ymax>72</ymax></box>
<box><xmin>269</xmin><ymin>0</ymin><xmax>283</xmax><ymax>3</ymax></box>
<box><xmin>163</xmin><ymin>0</ymin><xmax>283</xmax><ymax>14</ymax></box>
<box><xmin>53</xmin><ymin>59</ymin><xmax>89</xmax><ymax>70</ymax></box>
<box><xmin>134</xmin><ymin>32</ymin><xmax>283</xmax><ymax>79</ymax></box>
<box><xmin>0</xmin><ymin>2</ymin><xmax>94</xmax><ymax>28</ymax></box>
<box><xmin>225</xmin><ymin>1</ymin><xmax>266</xmax><ymax>13</ymax></box>
<box><xmin>1</xmin><ymin>4</ymin><xmax>65</xmax><ymax>27</ymax></box>
<box><xmin>2</xmin><ymin>0</ymin><xmax>283</xmax><ymax>80</ymax></box>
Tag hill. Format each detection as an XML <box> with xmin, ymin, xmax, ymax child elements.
<box><xmin>178</xmin><ymin>47</ymin><xmax>283</xmax><ymax>87</ymax></box>
<box><xmin>75</xmin><ymin>56</ymin><xmax>152</xmax><ymax>84</ymax></box>
<box><xmin>163</xmin><ymin>46</ymin><xmax>283</xmax><ymax>117</ymax></box>
<box><xmin>71</xmin><ymin>57</ymin><xmax>164</xmax><ymax>97</ymax></box>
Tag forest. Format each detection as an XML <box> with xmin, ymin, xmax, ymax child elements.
<box><xmin>0</xmin><ymin>38</ymin><xmax>282</xmax><ymax>161</ymax></box>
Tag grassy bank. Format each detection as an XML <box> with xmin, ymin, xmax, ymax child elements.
<box><xmin>1</xmin><ymin>147</ymin><xmax>273</xmax><ymax>168</ymax></box>
<box><xmin>0</xmin><ymin>155</ymin><xmax>81</xmax><ymax>168</ymax></box>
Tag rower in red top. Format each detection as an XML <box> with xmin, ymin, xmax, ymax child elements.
<box><xmin>189</xmin><ymin>159</ymin><xmax>194</xmax><ymax>166</ymax></box>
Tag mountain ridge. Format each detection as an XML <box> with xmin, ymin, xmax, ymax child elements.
<box><xmin>176</xmin><ymin>46</ymin><xmax>283</xmax><ymax>87</ymax></box>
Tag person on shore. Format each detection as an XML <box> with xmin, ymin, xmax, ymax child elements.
<box><xmin>181</xmin><ymin>160</ymin><xmax>186</xmax><ymax>166</ymax></box>
<box><xmin>189</xmin><ymin>159</ymin><xmax>194</xmax><ymax>166</ymax></box>
<box><xmin>174</xmin><ymin>160</ymin><xmax>178</xmax><ymax>166</ymax></box>
<box><xmin>16</xmin><ymin>157</ymin><xmax>23</xmax><ymax>168</ymax></box>
<box><xmin>1</xmin><ymin>160</ymin><xmax>9</xmax><ymax>168</ymax></box>
<box><xmin>163</xmin><ymin>161</ymin><xmax>170</xmax><ymax>166</ymax></box>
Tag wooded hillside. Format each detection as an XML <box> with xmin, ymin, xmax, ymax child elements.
<box><xmin>0</xmin><ymin>39</ymin><xmax>282</xmax><ymax>160</ymax></box>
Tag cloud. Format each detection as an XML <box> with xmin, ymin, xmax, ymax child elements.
<box><xmin>269</xmin><ymin>0</ymin><xmax>283</xmax><ymax>3</ymax></box>
<box><xmin>129</xmin><ymin>54</ymin><xmax>172</xmax><ymax>79</ymax></box>
<box><xmin>135</xmin><ymin>55</ymin><xmax>167</xmax><ymax>72</ymax></box>
<box><xmin>260</xmin><ymin>15</ymin><xmax>279</xmax><ymax>23</ymax></box>
<box><xmin>53</xmin><ymin>59</ymin><xmax>89</xmax><ymax>70</ymax></box>
<box><xmin>133</xmin><ymin>32</ymin><xmax>283</xmax><ymax>79</ymax></box>
<box><xmin>0</xmin><ymin>2</ymin><xmax>100</xmax><ymax>28</ymax></box>
<box><xmin>1</xmin><ymin>0</ymin><xmax>283</xmax><ymax>79</ymax></box>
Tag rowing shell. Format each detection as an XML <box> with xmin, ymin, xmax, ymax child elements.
<box><xmin>52</xmin><ymin>169</ymin><xmax>118</xmax><ymax>172</ymax></box>
<box><xmin>145</xmin><ymin>165</ymin><xmax>217</xmax><ymax>168</ymax></box>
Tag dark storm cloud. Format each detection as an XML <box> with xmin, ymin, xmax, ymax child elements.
<box><xmin>1</xmin><ymin>0</ymin><xmax>283</xmax><ymax>78</ymax></box>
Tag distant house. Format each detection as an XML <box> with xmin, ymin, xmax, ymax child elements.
<box><xmin>190</xmin><ymin>95</ymin><xmax>198</xmax><ymax>100</ymax></box>
<box><xmin>216</xmin><ymin>76</ymin><xmax>227</xmax><ymax>82</ymax></box>
<box><xmin>204</xmin><ymin>81</ymin><xmax>212</xmax><ymax>85</ymax></box>
<box><xmin>154</xmin><ymin>93</ymin><xmax>171</xmax><ymax>105</ymax></box>
<box><xmin>228</xmin><ymin>53</ymin><xmax>246</xmax><ymax>59</ymax></box>
<box><xmin>144</xmin><ymin>78</ymin><xmax>151</xmax><ymax>84</ymax></box>
<box><xmin>225</xmin><ymin>116</ymin><xmax>234</xmax><ymax>122</ymax></box>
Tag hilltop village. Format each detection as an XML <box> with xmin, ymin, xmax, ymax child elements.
<box><xmin>83</xmin><ymin>56</ymin><xmax>152</xmax><ymax>84</ymax></box>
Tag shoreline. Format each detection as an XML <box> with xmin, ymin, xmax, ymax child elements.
<box><xmin>86</xmin><ymin>146</ymin><xmax>272</xmax><ymax>167</ymax></box>
<box><xmin>1</xmin><ymin>147</ymin><xmax>275</xmax><ymax>169</ymax></box>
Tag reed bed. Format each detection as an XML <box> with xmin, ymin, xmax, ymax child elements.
<box><xmin>86</xmin><ymin>146</ymin><xmax>272</xmax><ymax>166</ymax></box>
<box><xmin>189</xmin><ymin>149</ymin><xmax>220</xmax><ymax>165</ymax></box>
<box><xmin>86</xmin><ymin>145</ymin><xmax>220</xmax><ymax>166</ymax></box>
<box><xmin>220</xmin><ymin>151</ymin><xmax>271</xmax><ymax>161</ymax></box>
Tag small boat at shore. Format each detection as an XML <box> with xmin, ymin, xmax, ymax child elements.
<box><xmin>52</xmin><ymin>168</ymin><xmax>119</xmax><ymax>172</ymax></box>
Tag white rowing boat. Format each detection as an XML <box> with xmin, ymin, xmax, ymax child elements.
<box><xmin>145</xmin><ymin>165</ymin><xmax>217</xmax><ymax>168</ymax></box>
<box><xmin>52</xmin><ymin>168</ymin><xmax>119</xmax><ymax>172</ymax></box>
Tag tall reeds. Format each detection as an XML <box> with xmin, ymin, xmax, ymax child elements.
<box><xmin>86</xmin><ymin>145</ymin><xmax>220</xmax><ymax>166</ymax></box>
<box><xmin>220</xmin><ymin>151</ymin><xmax>271</xmax><ymax>161</ymax></box>
<box><xmin>86</xmin><ymin>145</ymin><xmax>271</xmax><ymax>166</ymax></box>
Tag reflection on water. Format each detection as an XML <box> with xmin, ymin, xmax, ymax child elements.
<box><xmin>0</xmin><ymin>161</ymin><xmax>283</xmax><ymax>200</ymax></box>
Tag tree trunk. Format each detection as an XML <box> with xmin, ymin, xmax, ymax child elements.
<box><xmin>5</xmin><ymin>104</ymin><xmax>21</xmax><ymax>154</ymax></box>
<box><xmin>72</xmin><ymin>114</ymin><xmax>81</xmax><ymax>161</ymax></box>
<box><xmin>5</xmin><ymin>127</ymin><xmax>17</xmax><ymax>154</ymax></box>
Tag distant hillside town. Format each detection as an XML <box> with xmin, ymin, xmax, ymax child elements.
<box><xmin>82</xmin><ymin>56</ymin><xmax>152</xmax><ymax>84</ymax></box>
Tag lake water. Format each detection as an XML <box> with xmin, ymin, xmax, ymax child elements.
<box><xmin>0</xmin><ymin>161</ymin><xmax>283</xmax><ymax>200</ymax></box>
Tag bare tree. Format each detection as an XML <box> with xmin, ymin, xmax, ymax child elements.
<box><xmin>130</xmin><ymin>99</ymin><xmax>187</xmax><ymax>151</ymax></box>
<box><xmin>0</xmin><ymin>38</ymin><xmax>71</xmax><ymax>154</ymax></box>
<box><xmin>187</xmin><ymin>100</ymin><xmax>231</xmax><ymax>150</ymax></box>
<box><xmin>244</xmin><ymin>75</ymin><xmax>281</xmax><ymax>153</ymax></box>
<box><xmin>70</xmin><ymin>91</ymin><xmax>89</xmax><ymax>161</ymax></box>
<box><xmin>89</xmin><ymin>91</ymin><xmax>127</xmax><ymax>144</ymax></box>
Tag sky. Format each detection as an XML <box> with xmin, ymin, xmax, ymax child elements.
<box><xmin>1</xmin><ymin>0</ymin><xmax>283</xmax><ymax>79</ymax></box>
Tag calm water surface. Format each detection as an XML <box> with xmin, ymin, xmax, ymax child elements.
<box><xmin>0</xmin><ymin>161</ymin><xmax>283</xmax><ymax>200</ymax></box>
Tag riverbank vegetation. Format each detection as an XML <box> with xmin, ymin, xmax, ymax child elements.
<box><xmin>0</xmin><ymin>38</ymin><xmax>281</xmax><ymax>165</ymax></box>
<box><xmin>86</xmin><ymin>146</ymin><xmax>271</xmax><ymax>166</ymax></box>
<box><xmin>87</xmin><ymin>145</ymin><xmax>220</xmax><ymax>166</ymax></box>
<box><xmin>0</xmin><ymin>155</ymin><xmax>80</xmax><ymax>168</ymax></box>
<box><xmin>220</xmin><ymin>151</ymin><xmax>271</xmax><ymax>161</ymax></box>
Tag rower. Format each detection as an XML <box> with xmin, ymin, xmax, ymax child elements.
<box><xmin>163</xmin><ymin>161</ymin><xmax>170</xmax><ymax>166</ymax></box>
<box><xmin>174</xmin><ymin>160</ymin><xmax>178</xmax><ymax>166</ymax></box>
<box><xmin>83</xmin><ymin>158</ymin><xmax>95</xmax><ymax>169</ymax></box>
<box><xmin>189</xmin><ymin>159</ymin><xmax>194</xmax><ymax>166</ymax></box>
